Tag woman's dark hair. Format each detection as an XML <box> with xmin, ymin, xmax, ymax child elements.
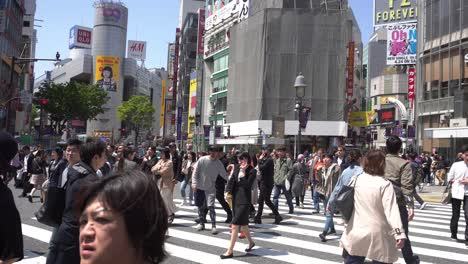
<box><xmin>161</xmin><ymin>148</ymin><xmax>171</xmax><ymax>160</ymax></box>
<box><xmin>101</xmin><ymin>66</ymin><xmax>113</xmax><ymax>78</ymax></box>
<box><xmin>77</xmin><ymin>171</ymin><xmax>168</xmax><ymax>263</ymax></box>
<box><xmin>188</xmin><ymin>152</ymin><xmax>196</xmax><ymax>162</ymax></box>
<box><xmin>347</xmin><ymin>149</ymin><xmax>362</xmax><ymax>164</ymax></box>
<box><xmin>80</xmin><ymin>138</ymin><xmax>106</xmax><ymax>166</ymax></box>
<box><xmin>53</xmin><ymin>147</ymin><xmax>64</xmax><ymax>158</ymax></box>
<box><xmin>124</xmin><ymin>147</ymin><xmax>136</xmax><ymax>160</ymax></box>
<box><xmin>0</xmin><ymin>132</ymin><xmax>18</xmax><ymax>173</ymax></box>
<box><xmin>362</xmin><ymin>150</ymin><xmax>386</xmax><ymax>176</ymax></box>
<box><xmin>238</xmin><ymin>152</ymin><xmax>251</xmax><ymax>164</ymax></box>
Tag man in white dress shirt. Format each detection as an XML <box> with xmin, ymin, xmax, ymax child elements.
<box><xmin>447</xmin><ymin>145</ymin><xmax>468</xmax><ymax>241</ymax></box>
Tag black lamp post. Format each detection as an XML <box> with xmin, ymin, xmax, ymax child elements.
<box><xmin>294</xmin><ymin>73</ymin><xmax>307</xmax><ymax>156</ymax></box>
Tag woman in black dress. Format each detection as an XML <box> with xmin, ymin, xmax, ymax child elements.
<box><xmin>220</xmin><ymin>152</ymin><xmax>256</xmax><ymax>259</ymax></box>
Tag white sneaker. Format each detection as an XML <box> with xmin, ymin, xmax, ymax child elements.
<box><xmin>419</xmin><ymin>202</ymin><xmax>427</xmax><ymax>210</ymax></box>
<box><xmin>196</xmin><ymin>224</ymin><xmax>205</xmax><ymax>231</ymax></box>
<box><xmin>211</xmin><ymin>227</ymin><xmax>218</xmax><ymax>235</ymax></box>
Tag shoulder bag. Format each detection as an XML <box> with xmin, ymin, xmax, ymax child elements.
<box><xmin>440</xmin><ymin>181</ymin><xmax>452</xmax><ymax>204</ymax></box>
<box><xmin>335</xmin><ymin>175</ymin><xmax>358</xmax><ymax>222</ymax></box>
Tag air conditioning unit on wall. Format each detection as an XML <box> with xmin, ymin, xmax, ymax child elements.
<box><xmin>450</xmin><ymin>118</ymin><xmax>467</xmax><ymax>127</ymax></box>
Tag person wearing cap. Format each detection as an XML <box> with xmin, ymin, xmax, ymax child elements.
<box><xmin>272</xmin><ymin>146</ymin><xmax>294</xmax><ymax>214</ymax></box>
<box><xmin>0</xmin><ymin>132</ymin><xmax>23</xmax><ymax>264</ymax></box>
<box><xmin>192</xmin><ymin>145</ymin><xmax>228</xmax><ymax>235</ymax></box>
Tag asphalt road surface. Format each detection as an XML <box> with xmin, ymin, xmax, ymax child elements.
<box><xmin>10</xmin><ymin>182</ymin><xmax>468</xmax><ymax>264</ymax></box>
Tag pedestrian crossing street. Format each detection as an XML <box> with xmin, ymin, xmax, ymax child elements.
<box><xmin>19</xmin><ymin>194</ymin><xmax>468</xmax><ymax>264</ymax></box>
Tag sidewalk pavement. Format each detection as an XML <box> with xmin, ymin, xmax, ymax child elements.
<box><xmin>417</xmin><ymin>185</ymin><xmax>447</xmax><ymax>203</ymax></box>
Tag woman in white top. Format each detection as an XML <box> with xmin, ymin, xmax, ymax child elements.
<box><xmin>446</xmin><ymin>146</ymin><xmax>468</xmax><ymax>241</ymax></box>
<box><xmin>341</xmin><ymin>150</ymin><xmax>406</xmax><ymax>264</ymax></box>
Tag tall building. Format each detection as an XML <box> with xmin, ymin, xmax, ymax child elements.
<box><xmin>202</xmin><ymin>0</ymin><xmax>363</xmax><ymax>151</ymax></box>
<box><xmin>35</xmin><ymin>1</ymin><xmax>164</xmax><ymax>141</ymax></box>
<box><xmin>0</xmin><ymin>0</ymin><xmax>25</xmax><ymax>133</ymax></box>
<box><xmin>416</xmin><ymin>0</ymin><xmax>468</xmax><ymax>158</ymax></box>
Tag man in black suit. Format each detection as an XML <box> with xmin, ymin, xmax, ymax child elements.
<box><xmin>254</xmin><ymin>147</ymin><xmax>282</xmax><ymax>224</ymax></box>
<box><xmin>333</xmin><ymin>145</ymin><xmax>349</xmax><ymax>172</ymax></box>
<box><xmin>19</xmin><ymin>145</ymin><xmax>34</xmax><ymax>198</ymax></box>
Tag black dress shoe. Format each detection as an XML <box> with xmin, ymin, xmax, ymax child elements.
<box><xmin>254</xmin><ymin>218</ymin><xmax>262</xmax><ymax>224</ymax></box>
<box><xmin>274</xmin><ymin>215</ymin><xmax>283</xmax><ymax>224</ymax></box>
<box><xmin>220</xmin><ymin>253</ymin><xmax>233</xmax><ymax>259</ymax></box>
<box><xmin>451</xmin><ymin>234</ymin><xmax>457</xmax><ymax>240</ymax></box>
<box><xmin>319</xmin><ymin>233</ymin><xmax>327</xmax><ymax>242</ymax></box>
<box><xmin>245</xmin><ymin>242</ymin><xmax>255</xmax><ymax>252</ymax></box>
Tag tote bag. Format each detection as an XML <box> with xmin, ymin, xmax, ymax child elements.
<box><xmin>335</xmin><ymin>175</ymin><xmax>358</xmax><ymax>222</ymax></box>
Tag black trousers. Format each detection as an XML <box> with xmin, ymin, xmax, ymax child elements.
<box><xmin>399</xmin><ymin>206</ymin><xmax>418</xmax><ymax>264</ymax></box>
<box><xmin>21</xmin><ymin>172</ymin><xmax>32</xmax><ymax>196</ymax></box>
<box><xmin>256</xmin><ymin>183</ymin><xmax>279</xmax><ymax>219</ymax></box>
<box><xmin>215</xmin><ymin>177</ymin><xmax>232</xmax><ymax>216</ymax></box>
<box><xmin>451</xmin><ymin>196</ymin><xmax>468</xmax><ymax>240</ymax></box>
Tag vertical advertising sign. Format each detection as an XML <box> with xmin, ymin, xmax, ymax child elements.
<box><xmin>373</xmin><ymin>0</ymin><xmax>418</xmax><ymax>27</ymax></box>
<box><xmin>408</xmin><ymin>67</ymin><xmax>415</xmax><ymax>108</ymax></box>
<box><xmin>173</xmin><ymin>28</ymin><xmax>180</xmax><ymax>109</ymax></box>
<box><xmin>197</xmin><ymin>9</ymin><xmax>205</xmax><ymax>55</ymax></box>
<box><xmin>347</xmin><ymin>42</ymin><xmax>355</xmax><ymax>98</ymax></box>
<box><xmin>167</xmin><ymin>43</ymin><xmax>175</xmax><ymax>80</ymax></box>
<box><xmin>188</xmin><ymin>72</ymin><xmax>197</xmax><ymax>136</ymax></box>
<box><xmin>176</xmin><ymin>106</ymin><xmax>183</xmax><ymax>140</ymax></box>
<box><xmin>239</xmin><ymin>0</ymin><xmax>250</xmax><ymax>22</ymax></box>
<box><xmin>95</xmin><ymin>56</ymin><xmax>120</xmax><ymax>92</ymax></box>
<box><xmin>387</xmin><ymin>23</ymin><xmax>417</xmax><ymax>65</ymax></box>
<box><xmin>160</xmin><ymin>80</ymin><xmax>166</xmax><ymax>128</ymax></box>
<box><xmin>127</xmin><ymin>40</ymin><xmax>147</xmax><ymax>60</ymax></box>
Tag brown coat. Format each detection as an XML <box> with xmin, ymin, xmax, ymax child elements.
<box><xmin>151</xmin><ymin>159</ymin><xmax>174</xmax><ymax>189</ymax></box>
<box><xmin>316</xmin><ymin>163</ymin><xmax>340</xmax><ymax>198</ymax></box>
<box><xmin>341</xmin><ymin>173</ymin><xmax>406</xmax><ymax>263</ymax></box>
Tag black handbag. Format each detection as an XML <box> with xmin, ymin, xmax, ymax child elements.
<box><xmin>335</xmin><ymin>175</ymin><xmax>358</xmax><ymax>222</ymax></box>
<box><xmin>34</xmin><ymin>186</ymin><xmax>65</xmax><ymax>227</ymax></box>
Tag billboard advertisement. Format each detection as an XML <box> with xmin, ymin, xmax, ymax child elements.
<box><xmin>69</xmin><ymin>25</ymin><xmax>92</xmax><ymax>49</ymax></box>
<box><xmin>127</xmin><ymin>40</ymin><xmax>147</xmax><ymax>60</ymax></box>
<box><xmin>160</xmin><ymin>80</ymin><xmax>166</xmax><ymax>128</ymax></box>
<box><xmin>95</xmin><ymin>55</ymin><xmax>120</xmax><ymax>92</ymax></box>
<box><xmin>387</xmin><ymin>23</ymin><xmax>417</xmax><ymax>65</ymax></box>
<box><xmin>197</xmin><ymin>9</ymin><xmax>205</xmax><ymax>55</ymax></box>
<box><xmin>349</xmin><ymin>111</ymin><xmax>374</xmax><ymax>128</ymax></box>
<box><xmin>373</xmin><ymin>0</ymin><xmax>418</xmax><ymax>27</ymax></box>
<box><xmin>167</xmin><ymin>43</ymin><xmax>175</xmax><ymax>80</ymax></box>
<box><xmin>205</xmin><ymin>0</ymin><xmax>249</xmax><ymax>30</ymax></box>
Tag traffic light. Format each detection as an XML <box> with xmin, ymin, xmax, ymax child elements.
<box><xmin>41</xmin><ymin>99</ymin><xmax>47</xmax><ymax>105</ymax></box>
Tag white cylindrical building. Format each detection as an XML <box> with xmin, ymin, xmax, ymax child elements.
<box><xmin>88</xmin><ymin>0</ymin><xmax>128</xmax><ymax>138</ymax></box>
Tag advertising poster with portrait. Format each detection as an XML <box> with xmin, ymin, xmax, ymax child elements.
<box><xmin>387</xmin><ymin>23</ymin><xmax>417</xmax><ymax>65</ymax></box>
<box><xmin>95</xmin><ymin>55</ymin><xmax>120</xmax><ymax>92</ymax></box>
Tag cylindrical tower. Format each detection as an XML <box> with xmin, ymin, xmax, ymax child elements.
<box><xmin>88</xmin><ymin>0</ymin><xmax>128</xmax><ymax>139</ymax></box>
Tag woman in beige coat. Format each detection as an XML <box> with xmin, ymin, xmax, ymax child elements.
<box><xmin>341</xmin><ymin>150</ymin><xmax>406</xmax><ymax>264</ymax></box>
<box><xmin>152</xmin><ymin>148</ymin><xmax>176</xmax><ymax>224</ymax></box>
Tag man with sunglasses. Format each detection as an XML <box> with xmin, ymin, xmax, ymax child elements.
<box><xmin>192</xmin><ymin>145</ymin><xmax>228</xmax><ymax>235</ymax></box>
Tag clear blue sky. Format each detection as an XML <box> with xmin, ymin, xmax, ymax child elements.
<box><xmin>34</xmin><ymin>0</ymin><xmax>373</xmax><ymax>77</ymax></box>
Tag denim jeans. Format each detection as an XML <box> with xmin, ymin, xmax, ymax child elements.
<box><xmin>312</xmin><ymin>183</ymin><xmax>320</xmax><ymax>212</ymax></box>
<box><xmin>273</xmin><ymin>184</ymin><xmax>294</xmax><ymax>212</ymax></box>
<box><xmin>179</xmin><ymin>175</ymin><xmax>193</xmax><ymax>201</ymax></box>
<box><xmin>323</xmin><ymin>200</ymin><xmax>335</xmax><ymax>233</ymax></box>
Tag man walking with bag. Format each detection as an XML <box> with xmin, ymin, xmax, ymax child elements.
<box><xmin>384</xmin><ymin>136</ymin><xmax>419</xmax><ymax>264</ymax></box>
<box><xmin>272</xmin><ymin>146</ymin><xmax>294</xmax><ymax>214</ymax></box>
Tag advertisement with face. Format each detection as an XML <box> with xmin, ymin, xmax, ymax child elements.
<box><xmin>95</xmin><ymin>55</ymin><xmax>120</xmax><ymax>92</ymax></box>
<box><xmin>387</xmin><ymin>23</ymin><xmax>417</xmax><ymax>65</ymax></box>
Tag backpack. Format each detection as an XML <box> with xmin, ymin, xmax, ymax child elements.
<box><xmin>412</xmin><ymin>162</ymin><xmax>424</xmax><ymax>185</ymax></box>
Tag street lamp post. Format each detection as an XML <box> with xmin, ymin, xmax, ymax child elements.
<box><xmin>294</xmin><ymin>73</ymin><xmax>307</xmax><ymax>157</ymax></box>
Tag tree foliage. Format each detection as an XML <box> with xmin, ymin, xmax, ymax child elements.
<box><xmin>117</xmin><ymin>95</ymin><xmax>155</xmax><ymax>142</ymax></box>
<box><xmin>35</xmin><ymin>81</ymin><xmax>109</xmax><ymax>133</ymax></box>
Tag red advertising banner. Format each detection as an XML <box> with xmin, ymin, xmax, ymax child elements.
<box><xmin>197</xmin><ymin>9</ymin><xmax>205</xmax><ymax>55</ymax></box>
<box><xmin>408</xmin><ymin>67</ymin><xmax>415</xmax><ymax>108</ymax></box>
<box><xmin>347</xmin><ymin>42</ymin><xmax>355</xmax><ymax>98</ymax></box>
<box><xmin>173</xmin><ymin>28</ymin><xmax>180</xmax><ymax>109</ymax></box>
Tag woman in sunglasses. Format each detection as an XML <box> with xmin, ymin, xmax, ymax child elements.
<box><xmin>221</xmin><ymin>152</ymin><xmax>257</xmax><ymax>259</ymax></box>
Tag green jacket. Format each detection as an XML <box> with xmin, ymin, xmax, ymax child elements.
<box><xmin>384</xmin><ymin>154</ymin><xmax>414</xmax><ymax>209</ymax></box>
<box><xmin>274</xmin><ymin>158</ymin><xmax>293</xmax><ymax>185</ymax></box>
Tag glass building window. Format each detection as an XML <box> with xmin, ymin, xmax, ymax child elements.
<box><xmin>463</xmin><ymin>0</ymin><xmax>468</xmax><ymax>28</ymax></box>
<box><xmin>440</xmin><ymin>0</ymin><xmax>449</xmax><ymax>36</ymax></box>
<box><xmin>425</xmin><ymin>0</ymin><xmax>432</xmax><ymax>41</ymax></box>
<box><xmin>451</xmin><ymin>0</ymin><xmax>461</xmax><ymax>32</ymax></box>
<box><xmin>432</xmin><ymin>0</ymin><xmax>440</xmax><ymax>40</ymax></box>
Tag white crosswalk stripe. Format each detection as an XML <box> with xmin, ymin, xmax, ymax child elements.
<box><xmin>19</xmin><ymin>194</ymin><xmax>468</xmax><ymax>264</ymax></box>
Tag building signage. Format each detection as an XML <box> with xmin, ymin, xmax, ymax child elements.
<box><xmin>127</xmin><ymin>40</ymin><xmax>147</xmax><ymax>60</ymax></box>
<box><xmin>205</xmin><ymin>0</ymin><xmax>249</xmax><ymax>31</ymax></box>
<box><xmin>95</xmin><ymin>55</ymin><xmax>120</xmax><ymax>92</ymax></box>
<box><xmin>188</xmin><ymin>72</ymin><xmax>197</xmax><ymax>136</ymax></box>
<box><xmin>69</xmin><ymin>26</ymin><xmax>92</xmax><ymax>49</ymax></box>
<box><xmin>160</xmin><ymin>79</ymin><xmax>166</xmax><ymax>128</ymax></box>
<box><xmin>373</xmin><ymin>0</ymin><xmax>418</xmax><ymax>27</ymax></box>
<box><xmin>465</xmin><ymin>53</ymin><xmax>468</xmax><ymax>63</ymax></box>
<box><xmin>167</xmin><ymin>43</ymin><xmax>175</xmax><ymax>80</ymax></box>
<box><xmin>173</xmin><ymin>28</ymin><xmax>180</xmax><ymax>108</ymax></box>
<box><xmin>197</xmin><ymin>9</ymin><xmax>205</xmax><ymax>55</ymax></box>
<box><xmin>347</xmin><ymin>41</ymin><xmax>355</xmax><ymax>98</ymax></box>
<box><xmin>349</xmin><ymin>111</ymin><xmax>374</xmax><ymax>128</ymax></box>
<box><xmin>386</xmin><ymin>23</ymin><xmax>417</xmax><ymax>65</ymax></box>
<box><xmin>379</xmin><ymin>108</ymin><xmax>396</xmax><ymax>123</ymax></box>
<box><xmin>380</xmin><ymin>96</ymin><xmax>396</xmax><ymax>105</ymax></box>
<box><xmin>407</xmin><ymin>66</ymin><xmax>415</xmax><ymax>108</ymax></box>
<box><xmin>205</xmin><ymin>29</ymin><xmax>229</xmax><ymax>58</ymax></box>
<box><xmin>102</xmin><ymin>7</ymin><xmax>122</xmax><ymax>22</ymax></box>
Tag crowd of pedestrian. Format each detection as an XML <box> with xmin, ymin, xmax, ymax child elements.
<box><xmin>1</xmin><ymin>133</ymin><xmax>468</xmax><ymax>264</ymax></box>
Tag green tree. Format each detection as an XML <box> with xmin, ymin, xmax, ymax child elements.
<box><xmin>29</xmin><ymin>104</ymin><xmax>39</xmax><ymax>129</ymax></box>
<box><xmin>35</xmin><ymin>81</ymin><xmax>109</xmax><ymax>133</ymax></box>
<box><xmin>117</xmin><ymin>95</ymin><xmax>155</xmax><ymax>144</ymax></box>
